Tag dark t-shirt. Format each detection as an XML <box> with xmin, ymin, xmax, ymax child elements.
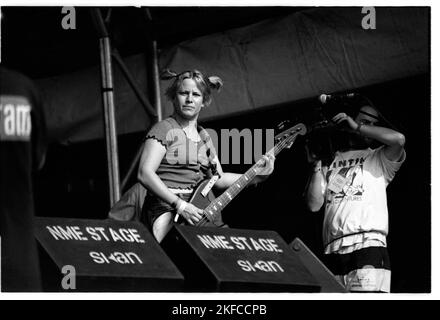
<box><xmin>0</xmin><ymin>67</ymin><xmax>46</xmax><ymax>291</ymax></box>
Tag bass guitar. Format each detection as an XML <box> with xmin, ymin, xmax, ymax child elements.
<box><xmin>177</xmin><ymin>122</ymin><xmax>307</xmax><ymax>227</ymax></box>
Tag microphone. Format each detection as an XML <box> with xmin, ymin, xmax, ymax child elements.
<box><xmin>318</xmin><ymin>93</ymin><xmax>358</xmax><ymax>104</ymax></box>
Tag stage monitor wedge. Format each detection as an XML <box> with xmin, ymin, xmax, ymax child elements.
<box><xmin>161</xmin><ymin>225</ymin><xmax>321</xmax><ymax>292</ymax></box>
<box><xmin>289</xmin><ymin>238</ymin><xmax>347</xmax><ymax>293</ymax></box>
<box><xmin>35</xmin><ymin>217</ymin><xmax>184</xmax><ymax>292</ymax></box>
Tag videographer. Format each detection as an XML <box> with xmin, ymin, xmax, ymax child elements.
<box><xmin>304</xmin><ymin>94</ymin><xmax>406</xmax><ymax>292</ymax></box>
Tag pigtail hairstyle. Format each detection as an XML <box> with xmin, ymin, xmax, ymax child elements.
<box><xmin>161</xmin><ymin>68</ymin><xmax>223</xmax><ymax>106</ymax></box>
<box><xmin>207</xmin><ymin>76</ymin><xmax>223</xmax><ymax>92</ymax></box>
<box><xmin>160</xmin><ymin>69</ymin><xmax>178</xmax><ymax>80</ymax></box>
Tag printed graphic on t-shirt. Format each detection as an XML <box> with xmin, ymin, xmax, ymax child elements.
<box><xmin>326</xmin><ymin>155</ymin><xmax>367</xmax><ymax>205</ymax></box>
<box><xmin>0</xmin><ymin>95</ymin><xmax>32</xmax><ymax>141</ymax></box>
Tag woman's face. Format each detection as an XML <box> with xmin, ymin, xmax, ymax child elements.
<box><xmin>174</xmin><ymin>78</ymin><xmax>204</xmax><ymax>120</ymax></box>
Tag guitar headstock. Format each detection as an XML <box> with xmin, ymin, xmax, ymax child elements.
<box><xmin>275</xmin><ymin>121</ymin><xmax>307</xmax><ymax>149</ymax></box>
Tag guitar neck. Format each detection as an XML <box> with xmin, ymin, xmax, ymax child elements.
<box><xmin>205</xmin><ymin>144</ymin><xmax>283</xmax><ymax>214</ymax></box>
<box><xmin>198</xmin><ymin>123</ymin><xmax>306</xmax><ymax>225</ymax></box>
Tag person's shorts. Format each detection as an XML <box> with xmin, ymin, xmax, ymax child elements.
<box><xmin>142</xmin><ymin>192</ymin><xmax>228</xmax><ymax>229</ymax></box>
<box><xmin>143</xmin><ymin>192</ymin><xmax>191</xmax><ymax>228</ymax></box>
<box><xmin>324</xmin><ymin>246</ymin><xmax>391</xmax><ymax>292</ymax></box>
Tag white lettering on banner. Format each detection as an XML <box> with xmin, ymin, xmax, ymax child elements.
<box><xmin>198</xmin><ymin>235</ymin><xmax>283</xmax><ymax>252</ymax></box>
<box><xmin>92</xmin><ymin>227</ymin><xmax>110</xmax><ymax>241</ymax></box>
<box><xmin>117</xmin><ymin>228</ymin><xmax>145</xmax><ymax>243</ymax></box>
<box><xmin>0</xmin><ymin>101</ymin><xmax>31</xmax><ymax>141</ymax></box>
<box><xmin>108</xmin><ymin>228</ymin><xmax>146</xmax><ymax>243</ymax></box>
<box><xmin>45</xmin><ymin>225</ymin><xmax>146</xmax><ymax>243</ymax></box>
<box><xmin>230</xmin><ymin>236</ymin><xmax>252</xmax><ymax>250</ymax></box>
<box><xmin>125</xmin><ymin>252</ymin><xmax>143</xmax><ymax>264</ymax></box>
<box><xmin>237</xmin><ymin>260</ymin><xmax>285</xmax><ymax>273</ymax></box>
<box><xmin>257</xmin><ymin>238</ymin><xmax>283</xmax><ymax>252</ymax></box>
<box><xmin>197</xmin><ymin>235</ymin><xmax>234</xmax><ymax>250</ymax></box>
<box><xmin>89</xmin><ymin>251</ymin><xmax>143</xmax><ymax>265</ymax></box>
<box><xmin>85</xmin><ymin>227</ymin><xmax>104</xmax><ymax>241</ymax></box>
<box><xmin>46</xmin><ymin>225</ymin><xmax>88</xmax><ymax>241</ymax></box>
<box><xmin>109</xmin><ymin>228</ymin><xmax>124</xmax><ymax>242</ymax></box>
<box><xmin>251</xmin><ymin>238</ymin><xmax>264</xmax><ymax>251</ymax></box>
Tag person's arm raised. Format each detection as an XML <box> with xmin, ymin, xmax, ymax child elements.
<box><xmin>332</xmin><ymin>112</ymin><xmax>405</xmax><ymax>161</ymax></box>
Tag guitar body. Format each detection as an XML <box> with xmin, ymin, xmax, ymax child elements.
<box><xmin>178</xmin><ymin>180</ymin><xmax>223</xmax><ymax>227</ymax></box>
<box><xmin>188</xmin><ymin>180</ymin><xmax>216</xmax><ymax>210</ymax></box>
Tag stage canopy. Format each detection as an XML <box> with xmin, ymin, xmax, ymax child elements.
<box><xmin>36</xmin><ymin>7</ymin><xmax>429</xmax><ymax>144</ymax></box>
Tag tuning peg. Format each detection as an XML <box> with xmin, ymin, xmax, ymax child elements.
<box><xmin>277</xmin><ymin>120</ymin><xmax>290</xmax><ymax>130</ymax></box>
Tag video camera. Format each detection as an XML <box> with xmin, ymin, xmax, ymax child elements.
<box><xmin>305</xmin><ymin>92</ymin><xmax>368</xmax><ymax>164</ymax></box>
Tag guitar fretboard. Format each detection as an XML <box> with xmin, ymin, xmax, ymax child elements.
<box><xmin>198</xmin><ymin>124</ymin><xmax>305</xmax><ymax>225</ymax></box>
<box><xmin>203</xmin><ymin>144</ymin><xmax>282</xmax><ymax>218</ymax></box>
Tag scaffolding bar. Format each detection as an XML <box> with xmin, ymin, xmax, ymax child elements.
<box><xmin>111</xmin><ymin>50</ymin><xmax>157</xmax><ymax>118</ymax></box>
<box><xmin>94</xmin><ymin>12</ymin><xmax>121</xmax><ymax>206</ymax></box>
<box><xmin>152</xmin><ymin>40</ymin><xmax>162</xmax><ymax>122</ymax></box>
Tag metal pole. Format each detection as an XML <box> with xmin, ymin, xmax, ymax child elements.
<box><xmin>144</xmin><ymin>8</ymin><xmax>162</xmax><ymax>121</ymax></box>
<box><xmin>99</xmin><ymin>36</ymin><xmax>121</xmax><ymax>206</ymax></box>
<box><xmin>152</xmin><ymin>40</ymin><xmax>162</xmax><ymax>121</ymax></box>
<box><xmin>114</xmin><ymin>44</ymin><xmax>159</xmax><ymax>192</ymax></box>
<box><xmin>111</xmin><ymin>49</ymin><xmax>157</xmax><ymax>118</ymax></box>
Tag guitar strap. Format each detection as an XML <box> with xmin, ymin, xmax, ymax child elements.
<box><xmin>197</xmin><ymin>125</ymin><xmax>221</xmax><ymax>178</ymax></box>
<box><xmin>197</xmin><ymin>125</ymin><xmax>221</xmax><ymax>197</ymax></box>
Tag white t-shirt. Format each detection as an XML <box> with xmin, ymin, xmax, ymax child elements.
<box><xmin>323</xmin><ymin>146</ymin><xmax>405</xmax><ymax>254</ymax></box>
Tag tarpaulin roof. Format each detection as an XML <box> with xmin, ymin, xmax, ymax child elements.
<box><xmin>38</xmin><ymin>54</ymin><xmax>151</xmax><ymax>143</ymax></box>
<box><xmin>37</xmin><ymin>7</ymin><xmax>429</xmax><ymax>144</ymax></box>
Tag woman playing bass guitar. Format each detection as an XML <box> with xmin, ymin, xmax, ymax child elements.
<box><xmin>138</xmin><ymin>69</ymin><xmax>275</xmax><ymax>242</ymax></box>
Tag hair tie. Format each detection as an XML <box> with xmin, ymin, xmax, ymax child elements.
<box><xmin>207</xmin><ymin>76</ymin><xmax>223</xmax><ymax>91</ymax></box>
<box><xmin>160</xmin><ymin>69</ymin><xmax>179</xmax><ymax>80</ymax></box>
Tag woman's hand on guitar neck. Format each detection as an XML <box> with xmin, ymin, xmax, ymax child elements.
<box><xmin>176</xmin><ymin>199</ymin><xmax>204</xmax><ymax>225</ymax></box>
<box><xmin>253</xmin><ymin>154</ymin><xmax>276</xmax><ymax>184</ymax></box>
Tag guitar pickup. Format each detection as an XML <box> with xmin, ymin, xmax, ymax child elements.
<box><xmin>201</xmin><ymin>175</ymin><xmax>219</xmax><ymax>197</ymax></box>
